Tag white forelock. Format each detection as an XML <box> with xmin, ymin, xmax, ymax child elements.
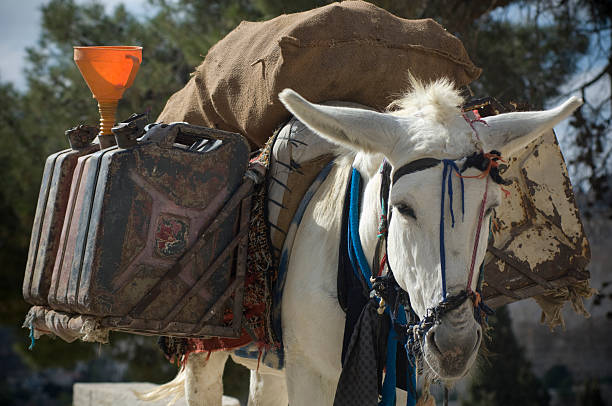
<box><xmin>387</xmin><ymin>75</ymin><xmax>465</xmax><ymax>123</ymax></box>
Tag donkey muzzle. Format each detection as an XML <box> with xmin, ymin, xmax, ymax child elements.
<box><xmin>424</xmin><ymin>300</ymin><xmax>482</xmax><ymax>379</ymax></box>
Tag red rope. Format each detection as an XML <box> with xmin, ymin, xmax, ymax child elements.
<box><xmin>466</xmin><ymin>177</ymin><xmax>489</xmax><ymax>293</ymax></box>
<box><xmin>256</xmin><ymin>348</ymin><xmax>263</xmax><ymax>372</ymax></box>
<box><xmin>455</xmin><ymin>152</ymin><xmax>505</xmax><ymax>180</ymax></box>
<box><xmin>472</xmin><ymin>290</ymin><xmax>482</xmax><ymax>308</ymax></box>
<box><xmin>378</xmin><ymin>253</ymin><xmax>387</xmax><ymax>277</ymax></box>
<box><xmin>462</xmin><ymin>110</ymin><xmax>488</xmax><ymax>145</ymax></box>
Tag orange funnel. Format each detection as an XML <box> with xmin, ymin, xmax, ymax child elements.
<box><xmin>74</xmin><ymin>46</ymin><xmax>142</xmax><ymax>148</ymax></box>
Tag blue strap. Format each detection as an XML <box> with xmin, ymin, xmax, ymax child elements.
<box><xmin>348</xmin><ymin>168</ymin><xmax>373</xmax><ymax>288</ymax></box>
<box><xmin>439</xmin><ymin>160</ymin><xmax>465</xmax><ymax>300</ymax></box>
<box><xmin>440</xmin><ymin>163</ymin><xmax>449</xmax><ymax>300</ymax></box>
<box><xmin>380</xmin><ymin>303</ymin><xmax>410</xmax><ymax>405</ymax></box>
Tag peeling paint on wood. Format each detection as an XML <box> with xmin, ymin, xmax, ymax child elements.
<box><xmin>465</xmin><ymin>99</ymin><xmax>591</xmax><ymax>308</ymax></box>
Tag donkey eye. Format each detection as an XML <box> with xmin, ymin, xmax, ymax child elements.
<box><xmin>396</xmin><ymin>204</ymin><xmax>416</xmax><ymax>219</ymax></box>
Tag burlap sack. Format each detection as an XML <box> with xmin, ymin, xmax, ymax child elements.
<box><xmin>157</xmin><ymin>1</ymin><xmax>481</xmax><ymax>147</ymax></box>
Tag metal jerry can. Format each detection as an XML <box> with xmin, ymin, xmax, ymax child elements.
<box><xmin>46</xmin><ymin>120</ymin><xmax>250</xmax><ymax>337</ymax></box>
<box><xmin>23</xmin><ymin>126</ymin><xmax>99</xmax><ymax>306</ymax></box>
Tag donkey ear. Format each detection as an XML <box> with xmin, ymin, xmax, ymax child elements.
<box><xmin>478</xmin><ymin>97</ymin><xmax>583</xmax><ymax>157</ymax></box>
<box><xmin>279</xmin><ymin>89</ymin><xmax>404</xmax><ymax>155</ymax></box>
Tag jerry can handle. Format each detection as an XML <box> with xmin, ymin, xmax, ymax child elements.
<box><xmin>139</xmin><ymin>122</ymin><xmax>187</xmax><ymax>148</ymax></box>
<box><xmin>140</xmin><ymin>122</ymin><xmax>245</xmax><ymax>152</ymax></box>
<box><xmin>112</xmin><ymin>115</ymin><xmax>247</xmax><ymax>152</ymax></box>
<box><xmin>111</xmin><ymin>113</ymin><xmax>148</xmax><ymax>148</ymax></box>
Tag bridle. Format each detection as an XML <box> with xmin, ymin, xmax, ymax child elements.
<box><xmin>372</xmin><ymin>109</ymin><xmax>510</xmax><ymax>345</ymax></box>
<box><xmin>365</xmin><ymin>148</ymin><xmax>507</xmax><ymax>405</ymax></box>
<box><xmin>372</xmin><ymin>151</ymin><xmax>505</xmax><ymax>344</ymax></box>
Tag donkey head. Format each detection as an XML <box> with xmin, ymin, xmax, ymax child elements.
<box><xmin>279</xmin><ymin>79</ymin><xmax>581</xmax><ymax>382</ymax></box>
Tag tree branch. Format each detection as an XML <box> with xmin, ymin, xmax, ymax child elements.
<box><xmin>565</xmin><ymin>63</ymin><xmax>611</xmax><ymax>95</ymax></box>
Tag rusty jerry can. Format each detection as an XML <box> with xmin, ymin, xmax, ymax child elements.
<box><xmin>26</xmin><ymin>119</ymin><xmax>252</xmax><ymax>338</ymax></box>
<box><xmin>23</xmin><ymin>126</ymin><xmax>100</xmax><ymax>306</ymax></box>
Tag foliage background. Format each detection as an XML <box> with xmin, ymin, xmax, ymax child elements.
<box><xmin>0</xmin><ymin>0</ymin><xmax>610</xmax><ymax>404</ymax></box>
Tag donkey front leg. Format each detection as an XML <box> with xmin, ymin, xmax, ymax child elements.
<box><xmin>248</xmin><ymin>371</ymin><xmax>288</xmax><ymax>406</ymax></box>
<box><xmin>184</xmin><ymin>351</ymin><xmax>229</xmax><ymax>406</ymax></box>
<box><xmin>284</xmin><ymin>358</ymin><xmax>339</xmax><ymax>406</ymax></box>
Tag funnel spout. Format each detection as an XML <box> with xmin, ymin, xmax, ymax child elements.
<box><xmin>74</xmin><ymin>46</ymin><xmax>142</xmax><ymax>148</ymax></box>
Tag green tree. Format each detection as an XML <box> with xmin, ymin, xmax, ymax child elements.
<box><xmin>463</xmin><ymin>306</ymin><xmax>550</xmax><ymax>406</ymax></box>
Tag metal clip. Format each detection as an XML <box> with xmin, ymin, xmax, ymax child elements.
<box><xmin>377</xmin><ymin>298</ymin><xmax>386</xmax><ymax>315</ymax></box>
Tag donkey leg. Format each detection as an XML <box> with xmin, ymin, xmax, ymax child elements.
<box><xmin>184</xmin><ymin>351</ymin><xmax>229</xmax><ymax>406</ymax></box>
<box><xmin>396</xmin><ymin>388</ymin><xmax>407</xmax><ymax>405</ymax></box>
<box><xmin>247</xmin><ymin>371</ymin><xmax>288</xmax><ymax>406</ymax></box>
<box><xmin>284</xmin><ymin>359</ymin><xmax>338</xmax><ymax>406</ymax></box>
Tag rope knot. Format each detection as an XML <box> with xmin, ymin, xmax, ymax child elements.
<box><xmin>377</xmin><ymin>214</ymin><xmax>388</xmax><ymax>238</ymax></box>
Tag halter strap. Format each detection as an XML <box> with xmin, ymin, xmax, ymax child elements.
<box><xmin>392</xmin><ymin>158</ymin><xmax>441</xmax><ymax>185</ymax></box>
<box><xmin>377</xmin><ymin>150</ymin><xmax>503</xmax><ymax>326</ymax></box>
<box><xmin>466</xmin><ymin>176</ymin><xmax>489</xmax><ymax>292</ymax></box>
<box><xmin>439</xmin><ymin>160</ymin><xmax>465</xmax><ymax>300</ymax></box>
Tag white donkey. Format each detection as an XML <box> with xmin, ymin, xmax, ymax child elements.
<box><xmin>148</xmin><ymin>78</ymin><xmax>582</xmax><ymax>406</ymax></box>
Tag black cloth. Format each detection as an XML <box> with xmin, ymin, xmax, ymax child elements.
<box><xmin>334</xmin><ymin>299</ymin><xmax>389</xmax><ymax>405</ymax></box>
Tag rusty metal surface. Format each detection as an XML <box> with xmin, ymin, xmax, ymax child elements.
<box><xmin>23</xmin><ymin>126</ymin><xmax>98</xmax><ymax>306</ymax></box>
<box><xmin>466</xmin><ymin>99</ymin><xmax>591</xmax><ymax>308</ymax></box>
<box><xmin>37</xmin><ymin>123</ymin><xmax>251</xmax><ymax>338</ymax></box>
<box><xmin>30</xmin><ymin>181</ymin><xmax>252</xmax><ymax>340</ymax></box>
<box><xmin>48</xmin><ymin>149</ymin><xmax>109</xmax><ymax>311</ymax></box>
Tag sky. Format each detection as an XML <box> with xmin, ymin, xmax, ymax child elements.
<box><xmin>0</xmin><ymin>0</ymin><xmax>149</xmax><ymax>89</ymax></box>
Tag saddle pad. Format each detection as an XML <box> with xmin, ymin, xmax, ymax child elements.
<box><xmin>267</xmin><ymin>101</ymin><xmax>377</xmax><ymax>261</ymax></box>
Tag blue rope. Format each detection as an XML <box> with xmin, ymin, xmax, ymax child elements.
<box><xmin>380</xmin><ymin>303</ymin><xmax>411</xmax><ymax>406</ymax></box>
<box><xmin>405</xmin><ymin>346</ymin><xmax>417</xmax><ymax>406</ymax></box>
<box><xmin>379</xmin><ymin>328</ymin><xmax>398</xmax><ymax>406</ymax></box>
<box><xmin>439</xmin><ymin>163</ymin><xmax>449</xmax><ymax>300</ymax></box>
<box><xmin>28</xmin><ymin>322</ymin><xmax>35</xmax><ymax>350</ymax></box>
<box><xmin>439</xmin><ymin>160</ymin><xmax>465</xmax><ymax>300</ymax></box>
